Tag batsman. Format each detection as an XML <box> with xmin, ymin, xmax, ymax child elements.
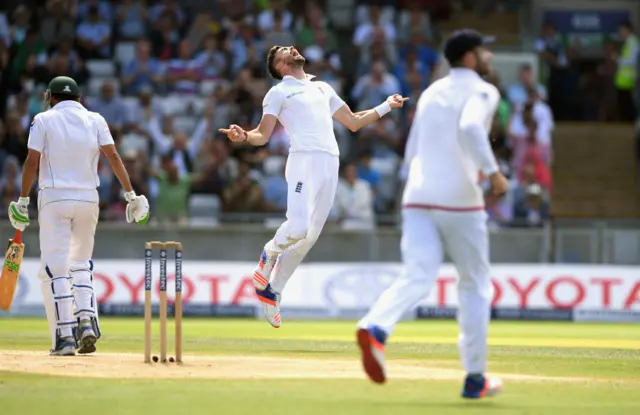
<box><xmin>7</xmin><ymin>76</ymin><xmax>150</xmax><ymax>356</ymax></box>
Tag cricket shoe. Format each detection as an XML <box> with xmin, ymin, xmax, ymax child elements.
<box><xmin>77</xmin><ymin>318</ymin><xmax>98</xmax><ymax>354</ymax></box>
<box><xmin>253</xmin><ymin>250</ymin><xmax>277</xmax><ymax>291</ymax></box>
<box><xmin>357</xmin><ymin>325</ymin><xmax>388</xmax><ymax>384</ymax></box>
<box><xmin>461</xmin><ymin>374</ymin><xmax>503</xmax><ymax>399</ymax></box>
<box><xmin>50</xmin><ymin>336</ymin><xmax>76</xmax><ymax>356</ymax></box>
<box><xmin>255</xmin><ymin>283</ymin><xmax>281</xmax><ymax>328</ymax></box>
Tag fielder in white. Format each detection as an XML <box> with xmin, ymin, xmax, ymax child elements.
<box><xmin>219</xmin><ymin>45</ymin><xmax>408</xmax><ymax>328</ymax></box>
<box><xmin>356</xmin><ymin>30</ymin><xmax>509</xmax><ymax>398</ymax></box>
<box><xmin>8</xmin><ymin>76</ymin><xmax>150</xmax><ymax>356</ymax></box>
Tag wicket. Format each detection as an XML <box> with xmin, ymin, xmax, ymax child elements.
<box><xmin>144</xmin><ymin>241</ymin><xmax>183</xmax><ymax>364</ymax></box>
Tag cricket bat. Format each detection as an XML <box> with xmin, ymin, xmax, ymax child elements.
<box><xmin>0</xmin><ymin>230</ymin><xmax>24</xmax><ymax>312</ymax></box>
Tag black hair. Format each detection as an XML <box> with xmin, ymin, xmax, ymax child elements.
<box><xmin>620</xmin><ymin>20</ymin><xmax>633</xmax><ymax>31</ymax></box>
<box><xmin>267</xmin><ymin>45</ymin><xmax>283</xmax><ymax>80</ymax></box>
<box><xmin>52</xmin><ymin>94</ymin><xmax>79</xmax><ymax>102</ymax></box>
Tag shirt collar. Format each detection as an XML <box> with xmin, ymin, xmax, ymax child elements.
<box><xmin>282</xmin><ymin>73</ymin><xmax>316</xmax><ymax>84</ymax></box>
<box><xmin>449</xmin><ymin>68</ymin><xmax>483</xmax><ymax>81</ymax></box>
<box><xmin>53</xmin><ymin>100</ymin><xmax>84</xmax><ymax>110</ymax></box>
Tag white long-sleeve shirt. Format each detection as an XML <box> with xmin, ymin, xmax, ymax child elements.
<box><xmin>402</xmin><ymin>68</ymin><xmax>500</xmax><ymax>210</ymax></box>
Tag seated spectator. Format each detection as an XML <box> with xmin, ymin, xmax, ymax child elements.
<box><xmin>14</xmin><ymin>92</ymin><xmax>31</xmax><ymax>131</ymax></box>
<box><xmin>265</xmin><ymin>10</ymin><xmax>295</xmax><ymax>50</ymax></box>
<box><xmin>122</xmin><ymin>40</ymin><xmax>165</xmax><ymax>95</ymax></box>
<box><xmin>351</xmin><ymin>60</ymin><xmax>401</xmax><ymax>112</ymax></box>
<box><xmin>48</xmin><ymin>38</ymin><xmax>82</xmax><ymax>75</ymax></box>
<box><xmin>166</xmin><ymin>41</ymin><xmax>201</xmax><ymax>94</ymax></box>
<box><xmin>193</xmin><ymin>34</ymin><xmax>228</xmax><ymax>81</ymax></box>
<box><xmin>332</xmin><ymin>162</ymin><xmax>375</xmax><ymax>230</ymax></box>
<box><xmin>507</xmin><ymin>64</ymin><xmax>547</xmax><ymax>110</ymax></box>
<box><xmin>3</xmin><ymin>111</ymin><xmax>27</xmax><ymax>163</ymax></box>
<box><xmin>209</xmin><ymin>139</ymin><xmax>238</xmax><ymax>185</ymax></box>
<box><xmin>0</xmin><ymin>8</ymin><xmax>9</xmax><ymax>47</ymax></box>
<box><xmin>222</xmin><ymin>160</ymin><xmax>264</xmax><ymax>213</ymax></box>
<box><xmin>76</xmin><ymin>6</ymin><xmax>112</xmax><ymax>59</ymax></box>
<box><xmin>397</xmin><ymin>4</ymin><xmax>433</xmax><ymax>46</ymax></box>
<box><xmin>257</xmin><ymin>0</ymin><xmax>293</xmax><ymax>34</ymax></box>
<box><xmin>149</xmin><ymin>0</ymin><xmax>186</xmax><ymax>32</ymax></box>
<box><xmin>0</xmin><ymin>154</ymin><xmax>21</xmax><ymax>198</ymax></box>
<box><xmin>508</xmin><ymin>95</ymin><xmax>553</xmax><ymax>168</ymax></box>
<box><xmin>395</xmin><ymin>47</ymin><xmax>430</xmax><ymax>98</ymax></box>
<box><xmin>77</xmin><ymin>0</ymin><xmax>113</xmax><ymax>23</ymax></box>
<box><xmin>40</xmin><ymin>0</ymin><xmax>75</xmax><ymax>52</ymax></box>
<box><xmin>229</xmin><ymin>16</ymin><xmax>264</xmax><ymax>77</ymax></box>
<box><xmin>124</xmin><ymin>86</ymin><xmax>164</xmax><ymax>136</ymax></box>
<box><xmin>517</xmin><ymin>141</ymin><xmax>552</xmax><ymax>191</ymax></box>
<box><xmin>485</xmin><ymin>70</ymin><xmax>512</xmax><ymax>129</ymax></box>
<box><xmin>357</xmin><ymin>118</ymin><xmax>400</xmax><ymax>160</ymax></box>
<box><xmin>87</xmin><ymin>82</ymin><xmax>126</xmax><ymax>133</ymax></box>
<box><xmin>513</xmin><ymin>183</ymin><xmax>549</xmax><ymax>227</ymax></box>
<box><xmin>9</xmin><ymin>5</ymin><xmax>32</xmax><ymax>46</ymax></box>
<box><xmin>44</xmin><ymin>54</ymin><xmax>89</xmax><ymax>87</ymax></box>
<box><xmin>190</xmin><ymin>142</ymin><xmax>225</xmax><ymax>197</ymax></box>
<box><xmin>150</xmin><ymin>10</ymin><xmax>180</xmax><ymax>60</ymax></box>
<box><xmin>296</xmin><ymin>5</ymin><xmax>337</xmax><ymax>50</ymax></box>
<box><xmin>261</xmin><ymin>160</ymin><xmax>287</xmax><ymax>213</ymax></box>
<box><xmin>10</xmin><ymin>29</ymin><xmax>47</xmax><ymax>89</ymax></box>
<box><xmin>356</xmin><ymin>149</ymin><xmax>381</xmax><ymax>198</ymax></box>
<box><xmin>116</xmin><ymin>0</ymin><xmax>149</xmax><ymax>40</ymax></box>
<box><xmin>353</xmin><ymin>4</ymin><xmax>396</xmax><ymax>51</ymax></box>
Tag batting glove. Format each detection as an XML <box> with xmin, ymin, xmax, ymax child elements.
<box><xmin>8</xmin><ymin>197</ymin><xmax>30</xmax><ymax>231</ymax></box>
<box><xmin>125</xmin><ymin>191</ymin><xmax>150</xmax><ymax>225</ymax></box>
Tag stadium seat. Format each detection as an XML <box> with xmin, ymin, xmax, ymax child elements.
<box><xmin>162</xmin><ymin>95</ymin><xmax>190</xmax><ymax>116</ymax></box>
<box><xmin>189</xmin><ymin>194</ymin><xmax>221</xmax><ymax>218</ymax></box>
<box><xmin>115</xmin><ymin>42</ymin><xmax>137</xmax><ymax>66</ymax></box>
<box><xmin>199</xmin><ymin>80</ymin><xmax>217</xmax><ymax>96</ymax></box>
<box><xmin>263</xmin><ymin>156</ymin><xmax>285</xmax><ymax>177</ymax></box>
<box><xmin>86</xmin><ymin>60</ymin><xmax>116</xmax><ymax>77</ymax></box>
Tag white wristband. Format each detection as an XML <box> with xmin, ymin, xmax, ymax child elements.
<box><xmin>374</xmin><ymin>102</ymin><xmax>392</xmax><ymax>118</ymax></box>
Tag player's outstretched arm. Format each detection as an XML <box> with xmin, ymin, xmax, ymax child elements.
<box><xmin>333</xmin><ymin>94</ymin><xmax>408</xmax><ymax>132</ymax></box>
<box><xmin>219</xmin><ymin>113</ymin><xmax>278</xmax><ymax>146</ymax></box>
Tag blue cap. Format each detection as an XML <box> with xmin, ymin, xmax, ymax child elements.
<box><xmin>443</xmin><ymin>29</ymin><xmax>495</xmax><ymax>64</ymax></box>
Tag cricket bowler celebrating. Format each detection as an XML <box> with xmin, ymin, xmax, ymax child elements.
<box><xmin>220</xmin><ymin>46</ymin><xmax>408</xmax><ymax>328</ymax></box>
<box><xmin>356</xmin><ymin>30</ymin><xmax>509</xmax><ymax>398</ymax></box>
<box><xmin>7</xmin><ymin>76</ymin><xmax>150</xmax><ymax>356</ymax></box>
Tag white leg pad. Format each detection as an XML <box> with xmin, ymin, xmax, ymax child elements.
<box><xmin>70</xmin><ymin>260</ymin><xmax>96</xmax><ymax>319</ymax></box>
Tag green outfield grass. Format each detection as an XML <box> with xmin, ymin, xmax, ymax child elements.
<box><xmin>1</xmin><ymin>318</ymin><xmax>639</xmax><ymax>415</ymax></box>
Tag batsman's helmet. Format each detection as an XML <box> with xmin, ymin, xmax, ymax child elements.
<box><xmin>47</xmin><ymin>76</ymin><xmax>81</xmax><ymax>97</ymax></box>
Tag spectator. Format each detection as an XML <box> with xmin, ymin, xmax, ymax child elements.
<box><xmin>48</xmin><ymin>38</ymin><xmax>82</xmax><ymax>74</ymax></box>
<box><xmin>265</xmin><ymin>10</ymin><xmax>295</xmax><ymax>50</ymax></box>
<box><xmin>397</xmin><ymin>4</ymin><xmax>433</xmax><ymax>46</ymax></box>
<box><xmin>356</xmin><ymin>149</ymin><xmax>381</xmax><ymax>198</ymax></box>
<box><xmin>0</xmin><ymin>8</ymin><xmax>9</xmax><ymax>47</ymax></box>
<box><xmin>105</xmin><ymin>150</ymin><xmax>150</xmax><ymax>220</ymax></box>
<box><xmin>517</xmin><ymin>136</ymin><xmax>552</xmax><ymax>191</ymax></box>
<box><xmin>116</xmin><ymin>0</ymin><xmax>149</xmax><ymax>40</ymax></box>
<box><xmin>296</xmin><ymin>5</ymin><xmax>337</xmax><ymax>50</ymax></box>
<box><xmin>507</xmin><ymin>64</ymin><xmax>547</xmax><ymax>110</ymax></box>
<box><xmin>222</xmin><ymin>160</ymin><xmax>264</xmax><ymax>213</ymax></box>
<box><xmin>10</xmin><ymin>28</ymin><xmax>47</xmax><ymax>89</ymax></box>
<box><xmin>150</xmin><ymin>10</ymin><xmax>180</xmax><ymax>60</ymax></box>
<box><xmin>332</xmin><ymin>162</ymin><xmax>375</xmax><ymax>230</ymax></box>
<box><xmin>209</xmin><ymin>139</ymin><xmax>238</xmax><ymax>185</ymax></box>
<box><xmin>229</xmin><ymin>16</ymin><xmax>264</xmax><ymax>76</ymax></box>
<box><xmin>353</xmin><ymin>4</ymin><xmax>396</xmax><ymax>50</ymax></box>
<box><xmin>152</xmin><ymin>154</ymin><xmax>193</xmax><ymax>224</ymax></box>
<box><xmin>9</xmin><ymin>5</ymin><xmax>32</xmax><ymax>45</ymax></box>
<box><xmin>351</xmin><ymin>60</ymin><xmax>401</xmax><ymax>112</ymax></box>
<box><xmin>76</xmin><ymin>5</ymin><xmax>112</xmax><ymax>59</ymax></box>
<box><xmin>88</xmin><ymin>82</ymin><xmax>126</xmax><ymax>132</ymax></box>
<box><xmin>261</xmin><ymin>159</ymin><xmax>287</xmax><ymax>213</ymax></box>
<box><xmin>485</xmin><ymin>70</ymin><xmax>512</xmax><ymax>129</ymax></box>
<box><xmin>3</xmin><ymin>111</ymin><xmax>27</xmax><ymax>163</ymax></box>
<box><xmin>614</xmin><ymin>20</ymin><xmax>639</xmax><ymax>122</ymax></box>
<box><xmin>77</xmin><ymin>0</ymin><xmax>113</xmax><ymax>23</ymax></box>
<box><xmin>40</xmin><ymin>0</ymin><xmax>76</xmax><ymax>51</ymax></box>
<box><xmin>166</xmin><ymin>41</ymin><xmax>201</xmax><ymax>94</ymax></box>
<box><xmin>191</xmin><ymin>141</ymin><xmax>226</xmax><ymax>197</ymax></box>
<box><xmin>149</xmin><ymin>0</ymin><xmax>187</xmax><ymax>32</ymax></box>
<box><xmin>513</xmin><ymin>183</ymin><xmax>549</xmax><ymax>227</ymax></box>
<box><xmin>150</xmin><ymin>106</ymin><xmax>212</xmax><ymax>177</ymax></box>
<box><xmin>257</xmin><ymin>0</ymin><xmax>293</xmax><ymax>34</ymax></box>
<box><xmin>357</xmin><ymin>118</ymin><xmax>399</xmax><ymax>160</ymax></box>
<box><xmin>122</xmin><ymin>40</ymin><xmax>165</xmax><ymax>95</ymax></box>
<box><xmin>193</xmin><ymin>34</ymin><xmax>228</xmax><ymax>81</ymax></box>
<box><xmin>0</xmin><ymin>154</ymin><xmax>21</xmax><ymax>195</ymax></box>
<box><xmin>395</xmin><ymin>47</ymin><xmax>430</xmax><ymax>99</ymax></box>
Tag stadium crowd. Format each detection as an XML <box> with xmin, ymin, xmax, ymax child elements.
<box><xmin>0</xmin><ymin>0</ymin><xmax>635</xmax><ymax>229</ymax></box>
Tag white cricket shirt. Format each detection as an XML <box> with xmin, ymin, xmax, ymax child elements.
<box><xmin>402</xmin><ymin>68</ymin><xmax>500</xmax><ymax>210</ymax></box>
<box><xmin>28</xmin><ymin>100</ymin><xmax>115</xmax><ymax>205</ymax></box>
<box><xmin>262</xmin><ymin>74</ymin><xmax>345</xmax><ymax>156</ymax></box>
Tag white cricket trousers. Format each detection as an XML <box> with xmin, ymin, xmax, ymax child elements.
<box><xmin>38</xmin><ymin>189</ymin><xmax>100</xmax><ymax>348</ymax></box>
<box><xmin>359</xmin><ymin>208</ymin><xmax>492</xmax><ymax>374</ymax></box>
<box><xmin>268</xmin><ymin>152</ymin><xmax>340</xmax><ymax>293</ymax></box>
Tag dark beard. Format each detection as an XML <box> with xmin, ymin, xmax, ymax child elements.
<box><xmin>293</xmin><ymin>56</ymin><xmax>306</xmax><ymax>66</ymax></box>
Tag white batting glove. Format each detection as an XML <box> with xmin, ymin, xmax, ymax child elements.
<box><xmin>124</xmin><ymin>192</ymin><xmax>150</xmax><ymax>225</ymax></box>
<box><xmin>8</xmin><ymin>197</ymin><xmax>30</xmax><ymax>231</ymax></box>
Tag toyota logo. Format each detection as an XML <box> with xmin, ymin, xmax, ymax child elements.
<box><xmin>324</xmin><ymin>267</ymin><xmax>399</xmax><ymax>307</ymax></box>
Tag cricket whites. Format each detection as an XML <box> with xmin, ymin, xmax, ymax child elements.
<box><xmin>0</xmin><ymin>230</ymin><xmax>24</xmax><ymax>311</ymax></box>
